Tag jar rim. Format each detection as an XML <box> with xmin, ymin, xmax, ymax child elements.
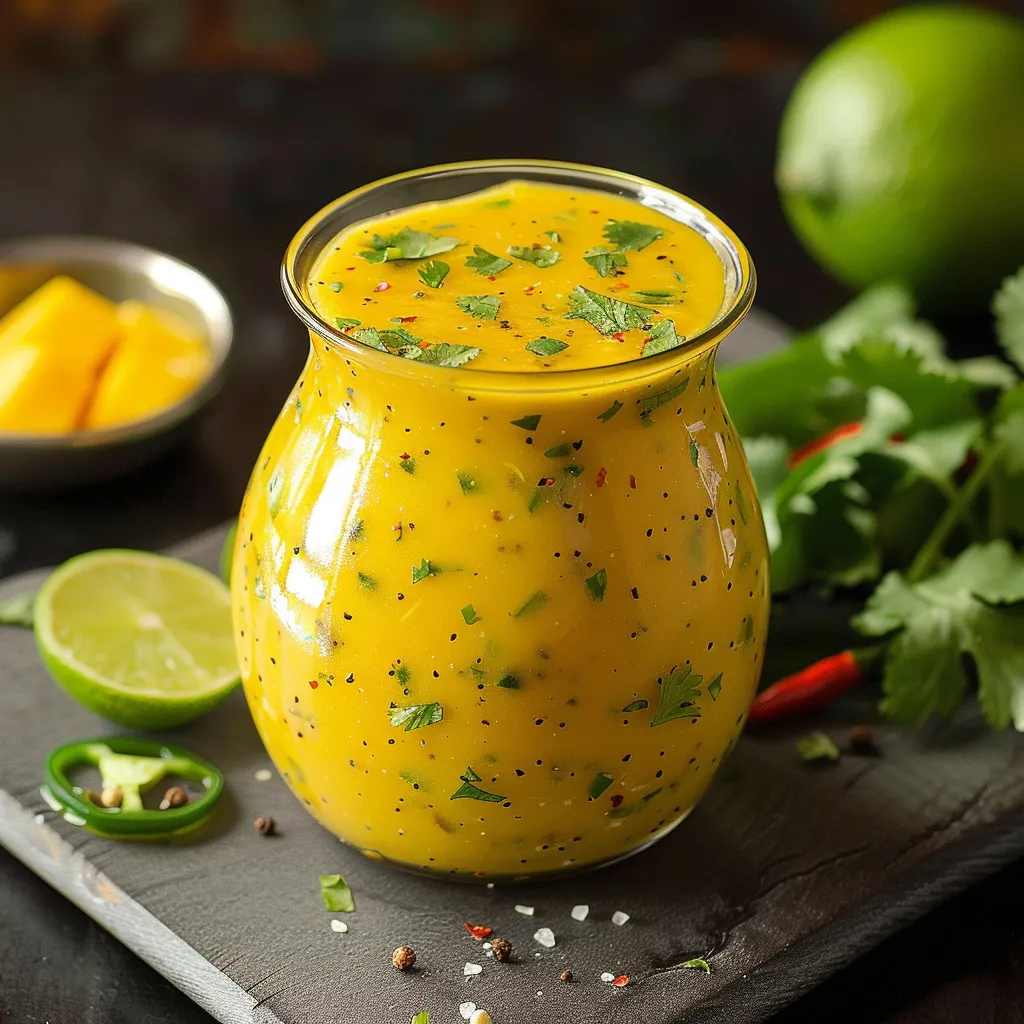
<box><xmin>281</xmin><ymin>159</ymin><xmax>756</xmax><ymax>392</ymax></box>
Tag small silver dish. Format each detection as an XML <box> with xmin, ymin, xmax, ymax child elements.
<box><xmin>0</xmin><ymin>236</ymin><xmax>233</xmax><ymax>492</ymax></box>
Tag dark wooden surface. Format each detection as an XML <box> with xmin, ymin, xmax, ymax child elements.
<box><xmin>0</xmin><ymin>70</ymin><xmax>1021</xmax><ymax>1024</ymax></box>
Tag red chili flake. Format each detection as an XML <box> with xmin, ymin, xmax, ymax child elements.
<box><xmin>523</xmin><ymin>285</ymin><xmax>535</xmax><ymax>295</ymax></box>
<box><xmin>609</xmin><ymin>793</ymin><xmax>624</xmax><ymax>808</ymax></box>
<box><xmin>613</xmin><ymin>975</ymin><xmax>630</xmax><ymax>987</ymax></box>
<box><xmin>629</xmin><ymin>475</ymin><xmax>637</xmax><ymax>489</ymax></box>
<box><xmin>590</xmin><ymin>209</ymin><xmax>600</xmax><ymax>214</ymax></box>
<box><xmin>400</xmin><ymin>453</ymin><xmax>411</xmax><ymax>460</ymax></box>
<box><xmin>398</xmin><ymin>316</ymin><xmax>418</xmax><ymax>323</ymax></box>
<box><xmin>393</xmin><ymin>522</ymin><xmax>404</xmax><ymax>541</ymax></box>
<box><xmin>612</xmin><ymin>332</ymin><xmax>627</xmax><ymax>343</ymax></box>
<box><xmin>345</xmin><ymin>267</ymin><xmax>356</xmax><ymax>271</ymax></box>
<box><xmin>536</xmin><ymin>477</ymin><xmax>556</xmax><ymax>487</ymax></box>
<box><xmin>487</xmin><ymin>275</ymin><xmax>497</xmax><ymax>281</ymax></box>
<box><xmin>596</xmin><ymin>467</ymin><xmax>608</xmax><ymax>488</ymax></box>
<box><xmin>308</xmin><ymin>679</ymin><xmax>318</xmax><ymax>689</ymax></box>
<box><xmin>374</xmin><ymin>281</ymin><xmax>391</xmax><ymax>292</ymax></box>
<box><xmin>612</xmin><ymin>281</ymin><xmax>631</xmax><ymax>290</ymax></box>
<box><xmin>464</xmin><ymin>922</ymin><xmax>493</xmax><ymax>940</ymax></box>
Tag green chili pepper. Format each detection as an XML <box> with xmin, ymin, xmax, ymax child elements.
<box><xmin>41</xmin><ymin>737</ymin><xmax>224</xmax><ymax>839</ymax></box>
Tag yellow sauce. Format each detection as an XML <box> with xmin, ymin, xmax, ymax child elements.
<box><xmin>235</xmin><ymin>178</ymin><xmax>768</xmax><ymax>879</ymax></box>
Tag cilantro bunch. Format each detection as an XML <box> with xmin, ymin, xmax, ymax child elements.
<box><xmin>721</xmin><ymin>273</ymin><xmax>1024</xmax><ymax>730</ymax></box>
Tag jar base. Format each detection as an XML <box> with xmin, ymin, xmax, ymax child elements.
<box><xmin>347</xmin><ymin>805</ymin><xmax>695</xmax><ymax>885</ymax></box>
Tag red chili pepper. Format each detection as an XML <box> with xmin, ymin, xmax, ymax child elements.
<box><xmin>787</xmin><ymin>422</ymin><xmax>863</xmax><ymax>468</ymax></box>
<box><xmin>747</xmin><ymin>648</ymin><xmax>879</xmax><ymax>723</ymax></box>
<box><xmin>398</xmin><ymin>316</ymin><xmax>418</xmax><ymax>323</ymax></box>
<box><xmin>613</xmin><ymin>975</ymin><xmax>630</xmax><ymax>987</ymax></box>
<box><xmin>464</xmin><ymin>922</ymin><xmax>493</xmax><ymax>940</ymax></box>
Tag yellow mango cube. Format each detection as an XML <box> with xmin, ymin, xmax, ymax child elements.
<box><xmin>85</xmin><ymin>301</ymin><xmax>211</xmax><ymax>430</ymax></box>
<box><xmin>0</xmin><ymin>275</ymin><xmax>120</xmax><ymax>434</ymax></box>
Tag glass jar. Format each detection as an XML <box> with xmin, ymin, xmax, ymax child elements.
<box><xmin>232</xmin><ymin>160</ymin><xmax>768</xmax><ymax>880</ymax></box>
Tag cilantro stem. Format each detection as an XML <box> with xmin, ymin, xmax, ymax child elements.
<box><xmin>907</xmin><ymin>442</ymin><xmax>1004</xmax><ymax>583</ymax></box>
<box><xmin>988</xmin><ymin>473</ymin><xmax>1007</xmax><ymax>540</ymax></box>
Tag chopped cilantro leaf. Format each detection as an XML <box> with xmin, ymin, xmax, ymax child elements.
<box><xmin>399</xmin><ymin>456</ymin><xmax>415</xmax><ymax>474</ymax></box>
<box><xmin>544</xmin><ymin>443</ymin><xmax>571</xmax><ymax>458</ymax></box>
<box><xmin>564</xmin><ymin>286</ymin><xmax>654</xmax><ymax>335</ymax></box>
<box><xmin>497</xmin><ymin>672</ymin><xmax>520</xmax><ymax>689</ymax></box>
<box><xmin>412</xmin><ymin>1013</ymin><xmax>430</xmax><ymax>1024</ymax></box>
<box><xmin>642</xmin><ymin>319</ymin><xmax>684</xmax><ymax>357</ymax></box>
<box><xmin>328</xmin><ymin>281</ymin><xmax>343</xmax><ymax>292</ymax></box>
<box><xmin>319</xmin><ymin>874</ymin><xmax>355</xmax><ymax>912</ymax></box>
<box><xmin>418</xmin><ymin>260</ymin><xmax>449</xmax><ymax>288</ymax></box>
<box><xmin>855</xmin><ymin>541</ymin><xmax>1024</xmax><ymax>730</ymax></box>
<box><xmin>395</xmin><ymin>665</ymin><xmax>410</xmax><ymax>686</ymax></box>
<box><xmin>389</xmin><ymin>702</ymin><xmax>443</xmax><ymax>731</ymax></box>
<box><xmin>0</xmin><ymin>592</ymin><xmax>34</xmax><ymax>627</ymax></box>
<box><xmin>411</xmin><ymin>559</ymin><xmax>441</xmax><ymax>584</ymax></box>
<box><xmin>526</xmin><ymin>337</ymin><xmax>569</xmax><ymax>356</ymax></box>
<box><xmin>689</xmin><ymin>439</ymin><xmax>699</xmax><ymax>467</ymax></box>
<box><xmin>357</xmin><ymin>571</ymin><xmax>377</xmax><ymax>590</ymax></box>
<box><xmin>451</xmin><ymin>767</ymin><xmax>506</xmax><ymax>802</ymax></box>
<box><xmin>598</xmin><ymin>400</ymin><xmax>624</xmax><ymax>422</ymax></box>
<box><xmin>650</xmin><ymin>662</ymin><xmax>704</xmax><ymax>726</ymax></box>
<box><xmin>588</xmin><ymin>772</ymin><xmax>614</xmax><ymax>798</ymax></box>
<box><xmin>603</xmin><ymin>219</ymin><xmax>665</xmax><ymax>251</ymax></box>
<box><xmin>584</xmin><ymin>568</ymin><xmax>608</xmax><ymax>602</ymax></box>
<box><xmin>334</xmin><ymin>316</ymin><xmax>362</xmax><ymax>331</ymax></box>
<box><xmin>583</xmin><ymin>246</ymin><xmax>628</xmax><ymax>278</ymax></box>
<box><xmin>379</xmin><ymin>326</ymin><xmax>421</xmax><ymax>347</ymax></box>
<box><xmin>508</xmin><ymin>244</ymin><xmax>561</xmax><ymax>268</ymax></box>
<box><xmin>562</xmin><ymin>464</ymin><xmax>584</xmax><ymax>477</ymax></box>
<box><xmin>796</xmin><ymin>731</ymin><xmax>840</xmax><ymax>762</ymax></box>
<box><xmin>461</xmin><ymin>604</ymin><xmax>481</xmax><ymax>625</ymax></box>
<box><xmin>352</xmin><ymin>327</ymin><xmax>388</xmax><ymax>351</ymax></box>
<box><xmin>514</xmin><ymin>591</ymin><xmax>549</xmax><ymax>617</ymax></box>
<box><xmin>622</xmin><ymin>699</ymin><xmax>649</xmax><ymax>712</ymax></box>
<box><xmin>511</xmin><ymin>414</ymin><xmax>542</xmax><ymax>431</ymax></box>
<box><xmin>634</xmin><ymin>288</ymin><xmax>680</xmax><ymax>304</ymax></box>
<box><xmin>544</xmin><ymin>230</ymin><xmax>562</xmax><ymax>242</ymax></box>
<box><xmin>680</xmin><ymin>958</ymin><xmax>711</xmax><ymax>974</ymax></box>
<box><xmin>457</xmin><ymin>471</ymin><xmax>477</xmax><ymax>494</ymax></box>
<box><xmin>535</xmin><ymin>316</ymin><xmax>552</xmax><ymax>325</ymax></box>
<box><xmin>485</xmin><ymin>198</ymin><xmax>512</xmax><ymax>208</ymax></box>
<box><xmin>638</xmin><ymin>377</ymin><xmax>689</xmax><ymax>418</ymax></box>
<box><xmin>456</xmin><ymin>294</ymin><xmax>501</xmax><ymax>320</ymax></box>
<box><xmin>413</xmin><ymin>343</ymin><xmax>481</xmax><ymax>367</ymax></box>
<box><xmin>357</xmin><ymin>226</ymin><xmax>459</xmax><ymax>263</ymax></box>
<box><xmin>708</xmin><ymin>674</ymin><xmax>723</xmax><ymax>701</ymax></box>
<box><xmin>466</xmin><ymin>246</ymin><xmax>512</xmax><ymax>276</ymax></box>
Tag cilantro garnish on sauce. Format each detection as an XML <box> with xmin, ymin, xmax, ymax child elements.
<box><xmin>411</xmin><ymin>559</ymin><xmax>441</xmax><ymax>584</ymax></box>
<box><xmin>602</xmin><ymin>219</ymin><xmax>665</xmax><ymax>251</ymax></box>
<box><xmin>418</xmin><ymin>260</ymin><xmax>449</xmax><ymax>288</ymax></box>
<box><xmin>357</xmin><ymin>226</ymin><xmax>459</xmax><ymax>263</ymax></box>
<box><xmin>456</xmin><ymin>294</ymin><xmax>501</xmax><ymax>320</ymax></box>
<box><xmin>466</xmin><ymin>246</ymin><xmax>512</xmax><ymax>276</ymax></box>
<box><xmin>642</xmin><ymin>320</ymin><xmax>684</xmax><ymax>356</ymax></box>
<box><xmin>584</xmin><ymin>568</ymin><xmax>607</xmax><ymax>602</ymax></box>
<box><xmin>526</xmin><ymin>337</ymin><xmax>569</xmax><ymax>356</ymax></box>
<box><xmin>583</xmin><ymin>246</ymin><xmax>628</xmax><ymax>278</ymax></box>
<box><xmin>564</xmin><ymin>286</ymin><xmax>654</xmax><ymax>335</ymax></box>
<box><xmin>508</xmin><ymin>244</ymin><xmax>561</xmax><ymax>268</ymax></box>
<box><xmin>650</xmin><ymin>662</ymin><xmax>705</xmax><ymax>727</ymax></box>
<box><xmin>588</xmin><ymin>772</ymin><xmax>614</xmax><ymax>798</ymax></box>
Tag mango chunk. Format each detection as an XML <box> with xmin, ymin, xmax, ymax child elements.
<box><xmin>85</xmin><ymin>301</ymin><xmax>211</xmax><ymax>430</ymax></box>
<box><xmin>0</xmin><ymin>275</ymin><xmax>120</xmax><ymax>434</ymax></box>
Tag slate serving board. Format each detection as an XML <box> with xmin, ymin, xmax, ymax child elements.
<box><xmin>3</xmin><ymin>310</ymin><xmax>1024</xmax><ymax>1024</ymax></box>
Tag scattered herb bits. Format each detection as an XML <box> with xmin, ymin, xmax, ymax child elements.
<box><xmin>319</xmin><ymin>874</ymin><xmax>356</xmax><ymax>912</ymax></box>
<box><xmin>796</xmin><ymin>731</ymin><xmax>841</xmax><ymax>763</ymax></box>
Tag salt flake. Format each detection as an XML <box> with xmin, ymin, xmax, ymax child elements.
<box><xmin>570</xmin><ymin>904</ymin><xmax>589</xmax><ymax>921</ymax></box>
<box><xmin>515</xmin><ymin>904</ymin><xmax>535</xmax><ymax>916</ymax></box>
<box><xmin>329</xmin><ymin>919</ymin><xmax>348</xmax><ymax>933</ymax></box>
<box><xmin>533</xmin><ymin>927</ymin><xmax>556</xmax><ymax>948</ymax></box>
<box><xmin>611</xmin><ymin>910</ymin><xmax>630</xmax><ymax>926</ymax></box>
<box><xmin>459</xmin><ymin>1001</ymin><xmax>477</xmax><ymax>1020</ymax></box>
<box><xmin>254</xmin><ymin>768</ymin><xmax>272</xmax><ymax>782</ymax></box>
<box><xmin>601</xmin><ymin>972</ymin><xmax>616</xmax><ymax>983</ymax></box>
<box><xmin>464</xmin><ymin>962</ymin><xmax>483</xmax><ymax>976</ymax></box>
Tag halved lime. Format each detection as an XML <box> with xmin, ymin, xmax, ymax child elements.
<box><xmin>34</xmin><ymin>549</ymin><xmax>240</xmax><ymax>729</ymax></box>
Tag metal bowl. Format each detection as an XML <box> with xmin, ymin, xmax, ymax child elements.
<box><xmin>0</xmin><ymin>236</ymin><xmax>233</xmax><ymax>492</ymax></box>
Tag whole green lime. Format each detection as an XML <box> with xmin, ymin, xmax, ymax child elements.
<box><xmin>777</xmin><ymin>5</ymin><xmax>1024</xmax><ymax>306</ymax></box>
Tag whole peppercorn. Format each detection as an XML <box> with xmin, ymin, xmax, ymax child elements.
<box><xmin>159</xmin><ymin>785</ymin><xmax>189</xmax><ymax>810</ymax></box>
<box><xmin>560</xmin><ymin>969</ymin><xmax>573</xmax><ymax>983</ymax></box>
<box><xmin>253</xmin><ymin>815</ymin><xmax>275</xmax><ymax>836</ymax></box>
<box><xmin>392</xmin><ymin>945</ymin><xmax>416</xmax><ymax>970</ymax></box>
<box><xmin>490</xmin><ymin>937</ymin><xmax>512</xmax><ymax>962</ymax></box>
